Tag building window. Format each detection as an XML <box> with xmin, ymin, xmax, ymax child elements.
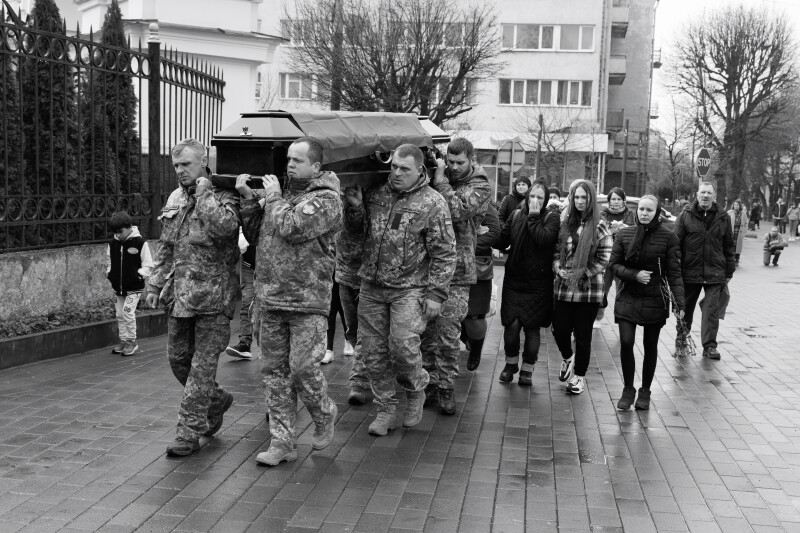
<box><xmin>281</xmin><ymin>19</ymin><xmax>308</xmax><ymax>46</ymax></box>
<box><xmin>500</xmin><ymin>79</ymin><xmax>591</xmax><ymax>107</ymax></box>
<box><xmin>279</xmin><ymin>73</ymin><xmax>313</xmax><ymax>100</ymax></box>
<box><xmin>431</xmin><ymin>77</ymin><xmax>479</xmax><ymax>106</ymax></box>
<box><xmin>560</xmin><ymin>25</ymin><xmax>594</xmax><ymax>51</ymax></box>
<box><xmin>501</xmin><ymin>24</ymin><xmax>554</xmax><ymax>50</ymax></box>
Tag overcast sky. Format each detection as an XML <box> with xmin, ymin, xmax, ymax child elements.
<box><xmin>652</xmin><ymin>0</ymin><xmax>800</xmax><ymax>128</ymax></box>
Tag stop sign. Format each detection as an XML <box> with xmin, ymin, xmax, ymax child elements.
<box><xmin>696</xmin><ymin>148</ymin><xmax>711</xmax><ymax>177</ymax></box>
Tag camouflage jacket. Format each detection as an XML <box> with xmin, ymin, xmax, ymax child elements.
<box><xmin>148</xmin><ymin>184</ymin><xmax>241</xmax><ymax>318</ymax></box>
<box><xmin>346</xmin><ymin>175</ymin><xmax>456</xmax><ymax>303</ymax></box>
<box><xmin>431</xmin><ymin>164</ymin><xmax>491</xmax><ymax>286</ymax></box>
<box><xmin>335</xmin><ymin>213</ymin><xmax>363</xmax><ymax>289</ymax></box>
<box><xmin>241</xmin><ymin>172</ymin><xmax>343</xmax><ymax>316</ymax></box>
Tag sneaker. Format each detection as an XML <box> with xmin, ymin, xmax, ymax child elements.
<box><xmin>616</xmin><ymin>386</ymin><xmax>636</xmax><ymax>410</ymax></box>
<box><xmin>111</xmin><ymin>341</ymin><xmax>126</xmax><ymax>354</ymax></box>
<box><xmin>403</xmin><ymin>390</ymin><xmax>425</xmax><ymax>427</ymax></box>
<box><xmin>438</xmin><ymin>389</ymin><xmax>456</xmax><ymax>416</ymax></box>
<box><xmin>518</xmin><ymin>370</ymin><xmax>532</xmax><ymax>387</ymax></box>
<box><xmin>166</xmin><ymin>437</ymin><xmax>200</xmax><ymax>457</ymax></box>
<box><xmin>703</xmin><ymin>347</ymin><xmax>721</xmax><ymax>360</ymax></box>
<box><xmin>255</xmin><ymin>442</ymin><xmax>297</xmax><ymax>466</ymax></box>
<box><xmin>343</xmin><ymin>341</ymin><xmax>355</xmax><ymax>356</ymax></box>
<box><xmin>499</xmin><ymin>363</ymin><xmax>518</xmax><ymax>383</ymax></box>
<box><xmin>348</xmin><ymin>386</ymin><xmax>368</xmax><ymax>405</ymax></box>
<box><xmin>321</xmin><ymin>349</ymin><xmax>335</xmax><ymax>364</ymax></box>
<box><xmin>566</xmin><ymin>375</ymin><xmax>586</xmax><ymax>394</ymax></box>
<box><xmin>368</xmin><ymin>411</ymin><xmax>398</xmax><ymax>436</ymax></box>
<box><xmin>559</xmin><ymin>356</ymin><xmax>575</xmax><ymax>383</ymax></box>
<box><xmin>121</xmin><ymin>341</ymin><xmax>139</xmax><ymax>356</ymax></box>
<box><xmin>205</xmin><ymin>391</ymin><xmax>234</xmax><ymax>437</ymax></box>
<box><xmin>226</xmin><ymin>341</ymin><xmax>252</xmax><ymax>360</ymax></box>
<box><xmin>634</xmin><ymin>388</ymin><xmax>651</xmax><ymax>410</ymax></box>
<box><xmin>312</xmin><ymin>402</ymin><xmax>337</xmax><ymax>450</ymax></box>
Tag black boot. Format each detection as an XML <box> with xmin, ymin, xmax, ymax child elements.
<box><xmin>617</xmin><ymin>386</ymin><xmax>636</xmax><ymax>410</ymax></box>
<box><xmin>634</xmin><ymin>388</ymin><xmax>651</xmax><ymax>410</ymax></box>
<box><xmin>499</xmin><ymin>363</ymin><xmax>518</xmax><ymax>383</ymax></box>
<box><xmin>466</xmin><ymin>337</ymin><xmax>485</xmax><ymax>371</ymax></box>
<box><xmin>438</xmin><ymin>389</ymin><xmax>456</xmax><ymax>415</ymax></box>
<box><xmin>423</xmin><ymin>383</ymin><xmax>438</xmax><ymax>407</ymax></box>
<box><xmin>518</xmin><ymin>370</ymin><xmax>532</xmax><ymax>386</ymax></box>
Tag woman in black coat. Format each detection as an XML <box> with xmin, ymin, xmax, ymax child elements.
<box><xmin>497</xmin><ymin>176</ymin><xmax>531</xmax><ymax>224</ymax></box>
<box><xmin>609</xmin><ymin>195</ymin><xmax>685</xmax><ymax>410</ymax></box>
<box><xmin>494</xmin><ymin>179</ymin><xmax>560</xmax><ymax>386</ymax></box>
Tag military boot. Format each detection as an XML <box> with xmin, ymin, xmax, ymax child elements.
<box><xmin>423</xmin><ymin>383</ymin><xmax>438</xmax><ymax>407</ymax></box>
<box><xmin>438</xmin><ymin>389</ymin><xmax>456</xmax><ymax>415</ymax></box>
<box><xmin>166</xmin><ymin>437</ymin><xmax>200</xmax><ymax>457</ymax></box>
<box><xmin>403</xmin><ymin>390</ymin><xmax>425</xmax><ymax>427</ymax></box>
<box><xmin>368</xmin><ymin>410</ymin><xmax>398</xmax><ymax>436</ymax></box>
<box><xmin>205</xmin><ymin>391</ymin><xmax>234</xmax><ymax>437</ymax></box>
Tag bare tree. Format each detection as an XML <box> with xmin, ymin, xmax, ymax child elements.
<box><xmin>257</xmin><ymin>71</ymin><xmax>281</xmax><ymax>110</ymax></box>
<box><xmin>655</xmin><ymin>94</ymin><xmax>695</xmax><ymax>200</ymax></box>
<box><xmin>669</xmin><ymin>5</ymin><xmax>797</xmax><ymax>201</ymax></box>
<box><xmin>282</xmin><ymin>0</ymin><xmax>502</xmax><ymax>125</ymax></box>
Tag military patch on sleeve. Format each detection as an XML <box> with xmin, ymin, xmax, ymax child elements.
<box><xmin>301</xmin><ymin>198</ymin><xmax>323</xmax><ymax>215</ymax></box>
<box><xmin>468</xmin><ymin>191</ymin><xmax>481</xmax><ymax>206</ymax></box>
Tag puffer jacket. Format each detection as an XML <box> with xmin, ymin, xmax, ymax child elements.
<box><xmin>609</xmin><ymin>223</ymin><xmax>685</xmax><ymax>325</ymax></box>
<box><xmin>347</xmin><ymin>174</ymin><xmax>456</xmax><ymax>303</ymax></box>
<box><xmin>240</xmin><ymin>171</ymin><xmax>343</xmax><ymax>316</ymax></box>
<box><xmin>432</xmin><ymin>164</ymin><xmax>491</xmax><ymax>286</ymax></box>
<box><xmin>149</xmin><ymin>184</ymin><xmax>240</xmax><ymax>318</ymax></box>
<box><xmin>674</xmin><ymin>201</ymin><xmax>735</xmax><ymax>284</ymax></box>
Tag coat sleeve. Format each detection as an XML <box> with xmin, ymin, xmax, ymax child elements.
<box><xmin>608</xmin><ymin>231</ymin><xmax>638</xmax><ymax>283</ymax></box>
<box><xmin>721</xmin><ymin>213</ymin><xmax>736</xmax><ymax>278</ymax></box>
<box><xmin>584</xmin><ymin>221</ymin><xmax>612</xmax><ymax>279</ymax></box>
<box><xmin>138</xmin><ymin>241</ymin><xmax>154</xmax><ymax>279</ymax></box>
<box><xmin>240</xmin><ymin>197</ymin><xmax>264</xmax><ymax>246</ymax></box>
<box><xmin>665</xmin><ymin>232</ymin><xmax>685</xmax><ymax>310</ymax></box>
<box><xmin>265</xmin><ymin>190</ymin><xmax>343</xmax><ymax>244</ymax></box>
<box><xmin>432</xmin><ymin>175</ymin><xmax>491</xmax><ymax>223</ymax></box>
<box><xmin>194</xmin><ymin>189</ymin><xmax>240</xmax><ymax>243</ymax></box>
<box><xmin>148</xmin><ymin>219</ymin><xmax>174</xmax><ymax>293</ymax></box>
<box><xmin>527</xmin><ymin>211</ymin><xmax>560</xmax><ymax>246</ymax></box>
<box><xmin>423</xmin><ymin>198</ymin><xmax>457</xmax><ymax>303</ymax></box>
<box><xmin>498</xmin><ymin>195</ymin><xmax>513</xmax><ymax>224</ymax></box>
<box><xmin>495</xmin><ymin>213</ymin><xmax>513</xmax><ymax>251</ymax></box>
<box><xmin>477</xmin><ymin>203</ymin><xmax>501</xmax><ymax>253</ymax></box>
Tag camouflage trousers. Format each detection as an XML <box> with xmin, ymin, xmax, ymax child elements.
<box><xmin>260</xmin><ymin>310</ymin><xmax>336</xmax><ymax>447</ymax></box>
<box><xmin>358</xmin><ymin>282</ymin><xmax>429</xmax><ymax>413</ymax></box>
<box><xmin>421</xmin><ymin>284</ymin><xmax>470</xmax><ymax>390</ymax></box>
<box><xmin>339</xmin><ymin>283</ymin><xmax>369</xmax><ymax>390</ymax></box>
<box><xmin>168</xmin><ymin>314</ymin><xmax>230</xmax><ymax>441</ymax></box>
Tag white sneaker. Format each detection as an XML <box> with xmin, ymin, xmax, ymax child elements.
<box><xmin>592</xmin><ymin>321</ymin><xmax>601</xmax><ymax>329</ymax></box>
<box><xmin>559</xmin><ymin>356</ymin><xmax>575</xmax><ymax>382</ymax></box>
<box><xmin>566</xmin><ymin>375</ymin><xmax>585</xmax><ymax>394</ymax></box>
<box><xmin>343</xmin><ymin>341</ymin><xmax>355</xmax><ymax>356</ymax></box>
<box><xmin>321</xmin><ymin>349</ymin><xmax>335</xmax><ymax>364</ymax></box>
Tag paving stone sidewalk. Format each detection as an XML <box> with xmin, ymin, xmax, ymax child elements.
<box><xmin>1</xmin><ymin>235</ymin><xmax>800</xmax><ymax>532</ymax></box>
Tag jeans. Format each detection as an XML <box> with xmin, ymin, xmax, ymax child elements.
<box><xmin>327</xmin><ymin>281</ymin><xmax>346</xmax><ymax>350</ymax></box>
<box><xmin>503</xmin><ymin>320</ymin><xmax>541</xmax><ymax>372</ymax></box>
<box><xmin>681</xmin><ymin>283</ymin><xmax>725</xmax><ymax>349</ymax></box>
<box><xmin>339</xmin><ymin>283</ymin><xmax>369</xmax><ymax>389</ymax></box>
<box><xmin>552</xmin><ymin>301</ymin><xmax>600</xmax><ymax>377</ymax></box>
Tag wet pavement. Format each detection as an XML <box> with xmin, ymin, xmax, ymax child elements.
<box><xmin>1</xmin><ymin>234</ymin><xmax>799</xmax><ymax>532</ymax></box>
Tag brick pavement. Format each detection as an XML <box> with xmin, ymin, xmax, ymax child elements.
<box><xmin>1</xmin><ymin>235</ymin><xmax>800</xmax><ymax>532</ymax></box>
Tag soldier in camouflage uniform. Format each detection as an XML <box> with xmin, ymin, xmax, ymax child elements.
<box><xmin>422</xmin><ymin>138</ymin><xmax>491</xmax><ymax>415</ymax></box>
<box><xmin>344</xmin><ymin>144</ymin><xmax>456</xmax><ymax>436</ymax></box>
<box><xmin>335</xmin><ymin>206</ymin><xmax>371</xmax><ymax>405</ymax></box>
<box><xmin>238</xmin><ymin>137</ymin><xmax>342</xmax><ymax>466</ymax></box>
<box><xmin>145</xmin><ymin>138</ymin><xmax>240</xmax><ymax>457</ymax></box>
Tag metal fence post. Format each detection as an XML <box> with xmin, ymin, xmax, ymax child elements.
<box><xmin>147</xmin><ymin>23</ymin><xmax>161</xmax><ymax>238</ymax></box>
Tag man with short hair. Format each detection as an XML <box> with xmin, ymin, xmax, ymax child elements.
<box><xmin>674</xmin><ymin>181</ymin><xmax>735</xmax><ymax>360</ymax></box>
<box><xmin>344</xmin><ymin>143</ymin><xmax>456</xmax><ymax>436</ymax></box>
<box><xmin>422</xmin><ymin>138</ymin><xmax>491</xmax><ymax>415</ymax></box>
<box><xmin>238</xmin><ymin>136</ymin><xmax>342</xmax><ymax>465</ymax></box>
<box><xmin>146</xmin><ymin>138</ymin><xmax>240</xmax><ymax>456</ymax></box>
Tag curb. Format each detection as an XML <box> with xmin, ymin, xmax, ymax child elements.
<box><xmin>0</xmin><ymin>311</ymin><xmax>168</xmax><ymax>371</ymax></box>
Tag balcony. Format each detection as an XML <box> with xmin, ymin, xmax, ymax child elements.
<box><xmin>611</xmin><ymin>2</ymin><xmax>629</xmax><ymax>38</ymax></box>
<box><xmin>607</xmin><ymin>109</ymin><xmax>624</xmax><ymax>131</ymax></box>
<box><xmin>653</xmin><ymin>48</ymin><xmax>662</xmax><ymax>68</ymax></box>
<box><xmin>609</xmin><ymin>55</ymin><xmax>626</xmax><ymax>85</ymax></box>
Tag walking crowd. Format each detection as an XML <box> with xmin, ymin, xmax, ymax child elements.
<box><xmin>109</xmin><ymin>133</ymin><xmax>756</xmax><ymax>465</ymax></box>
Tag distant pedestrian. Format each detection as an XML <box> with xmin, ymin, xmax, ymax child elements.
<box><xmin>763</xmin><ymin>226</ymin><xmax>787</xmax><ymax>266</ymax></box>
<box><xmin>238</xmin><ymin>136</ymin><xmax>342</xmax><ymax>465</ymax></box>
<box><xmin>323</xmin><ymin>277</ymin><xmax>347</xmax><ymax>364</ymax></box>
<box><xmin>749</xmin><ymin>200</ymin><xmax>762</xmax><ymax>230</ymax></box>
<box><xmin>552</xmin><ymin>179</ymin><xmax>613</xmax><ymax>395</ymax></box>
<box><xmin>146</xmin><ymin>138</ymin><xmax>240</xmax><ymax>457</ymax></box>
<box><xmin>495</xmin><ymin>179</ymin><xmax>560</xmax><ymax>386</ymax></box>
<box><xmin>772</xmin><ymin>197</ymin><xmax>788</xmax><ymax>234</ymax></box>
<box><xmin>608</xmin><ymin>196</ymin><xmax>684</xmax><ymax>411</ymax></box>
<box><xmin>498</xmin><ymin>176</ymin><xmax>531</xmax><ymax>224</ymax></box>
<box><xmin>226</xmin><ymin>229</ymin><xmax>256</xmax><ymax>360</ymax></box>
<box><xmin>674</xmin><ymin>181</ymin><xmax>735</xmax><ymax>360</ymax></box>
<box><xmin>787</xmin><ymin>202</ymin><xmax>800</xmax><ymax>240</ymax></box>
<box><xmin>596</xmin><ymin>187</ymin><xmax>635</xmax><ymax>325</ymax></box>
<box><xmin>727</xmin><ymin>200</ymin><xmax>747</xmax><ymax>266</ymax></box>
<box><xmin>107</xmin><ymin>211</ymin><xmax>153</xmax><ymax>356</ymax></box>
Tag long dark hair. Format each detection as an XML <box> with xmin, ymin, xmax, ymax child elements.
<box><xmin>558</xmin><ymin>180</ymin><xmax>600</xmax><ymax>285</ymax></box>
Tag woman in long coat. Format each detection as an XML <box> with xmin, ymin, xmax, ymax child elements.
<box><xmin>727</xmin><ymin>200</ymin><xmax>747</xmax><ymax>266</ymax></box>
<box><xmin>495</xmin><ymin>179</ymin><xmax>560</xmax><ymax>386</ymax></box>
<box><xmin>609</xmin><ymin>195</ymin><xmax>685</xmax><ymax>410</ymax></box>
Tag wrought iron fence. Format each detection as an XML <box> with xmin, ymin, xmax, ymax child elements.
<box><xmin>0</xmin><ymin>10</ymin><xmax>225</xmax><ymax>252</ymax></box>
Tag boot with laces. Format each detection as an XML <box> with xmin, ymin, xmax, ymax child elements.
<box><xmin>368</xmin><ymin>410</ymin><xmax>399</xmax><ymax>436</ymax></box>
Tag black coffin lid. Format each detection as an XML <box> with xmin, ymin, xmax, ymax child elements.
<box><xmin>210</xmin><ymin>110</ymin><xmax>449</xmax><ymax>189</ymax></box>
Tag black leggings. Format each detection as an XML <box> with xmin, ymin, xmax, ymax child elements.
<box><xmin>618</xmin><ymin>320</ymin><xmax>661</xmax><ymax>390</ymax></box>
<box><xmin>327</xmin><ymin>281</ymin><xmax>346</xmax><ymax>350</ymax></box>
<box><xmin>503</xmin><ymin>320</ymin><xmax>541</xmax><ymax>369</ymax></box>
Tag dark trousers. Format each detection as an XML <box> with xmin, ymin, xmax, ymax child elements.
<box><xmin>618</xmin><ymin>320</ymin><xmax>661</xmax><ymax>390</ymax></box>
<box><xmin>681</xmin><ymin>283</ymin><xmax>724</xmax><ymax>349</ymax></box>
<box><xmin>339</xmin><ymin>283</ymin><xmax>369</xmax><ymax>389</ymax></box>
<box><xmin>327</xmin><ymin>281</ymin><xmax>346</xmax><ymax>350</ymax></box>
<box><xmin>503</xmin><ymin>320</ymin><xmax>541</xmax><ymax>371</ymax></box>
<box><xmin>552</xmin><ymin>301</ymin><xmax>600</xmax><ymax>377</ymax></box>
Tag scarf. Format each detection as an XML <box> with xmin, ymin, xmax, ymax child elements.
<box><xmin>625</xmin><ymin>195</ymin><xmax>662</xmax><ymax>262</ymax></box>
<box><xmin>559</xmin><ymin>180</ymin><xmax>600</xmax><ymax>288</ymax></box>
<box><xmin>606</xmin><ymin>203</ymin><xmax>626</xmax><ymax>215</ymax></box>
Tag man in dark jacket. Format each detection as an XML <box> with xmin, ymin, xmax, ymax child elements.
<box><xmin>674</xmin><ymin>181</ymin><xmax>735</xmax><ymax>359</ymax></box>
<box><xmin>238</xmin><ymin>136</ymin><xmax>342</xmax><ymax>465</ymax></box>
<box><xmin>421</xmin><ymin>138</ymin><xmax>491</xmax><ymax>415</ymax></box>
